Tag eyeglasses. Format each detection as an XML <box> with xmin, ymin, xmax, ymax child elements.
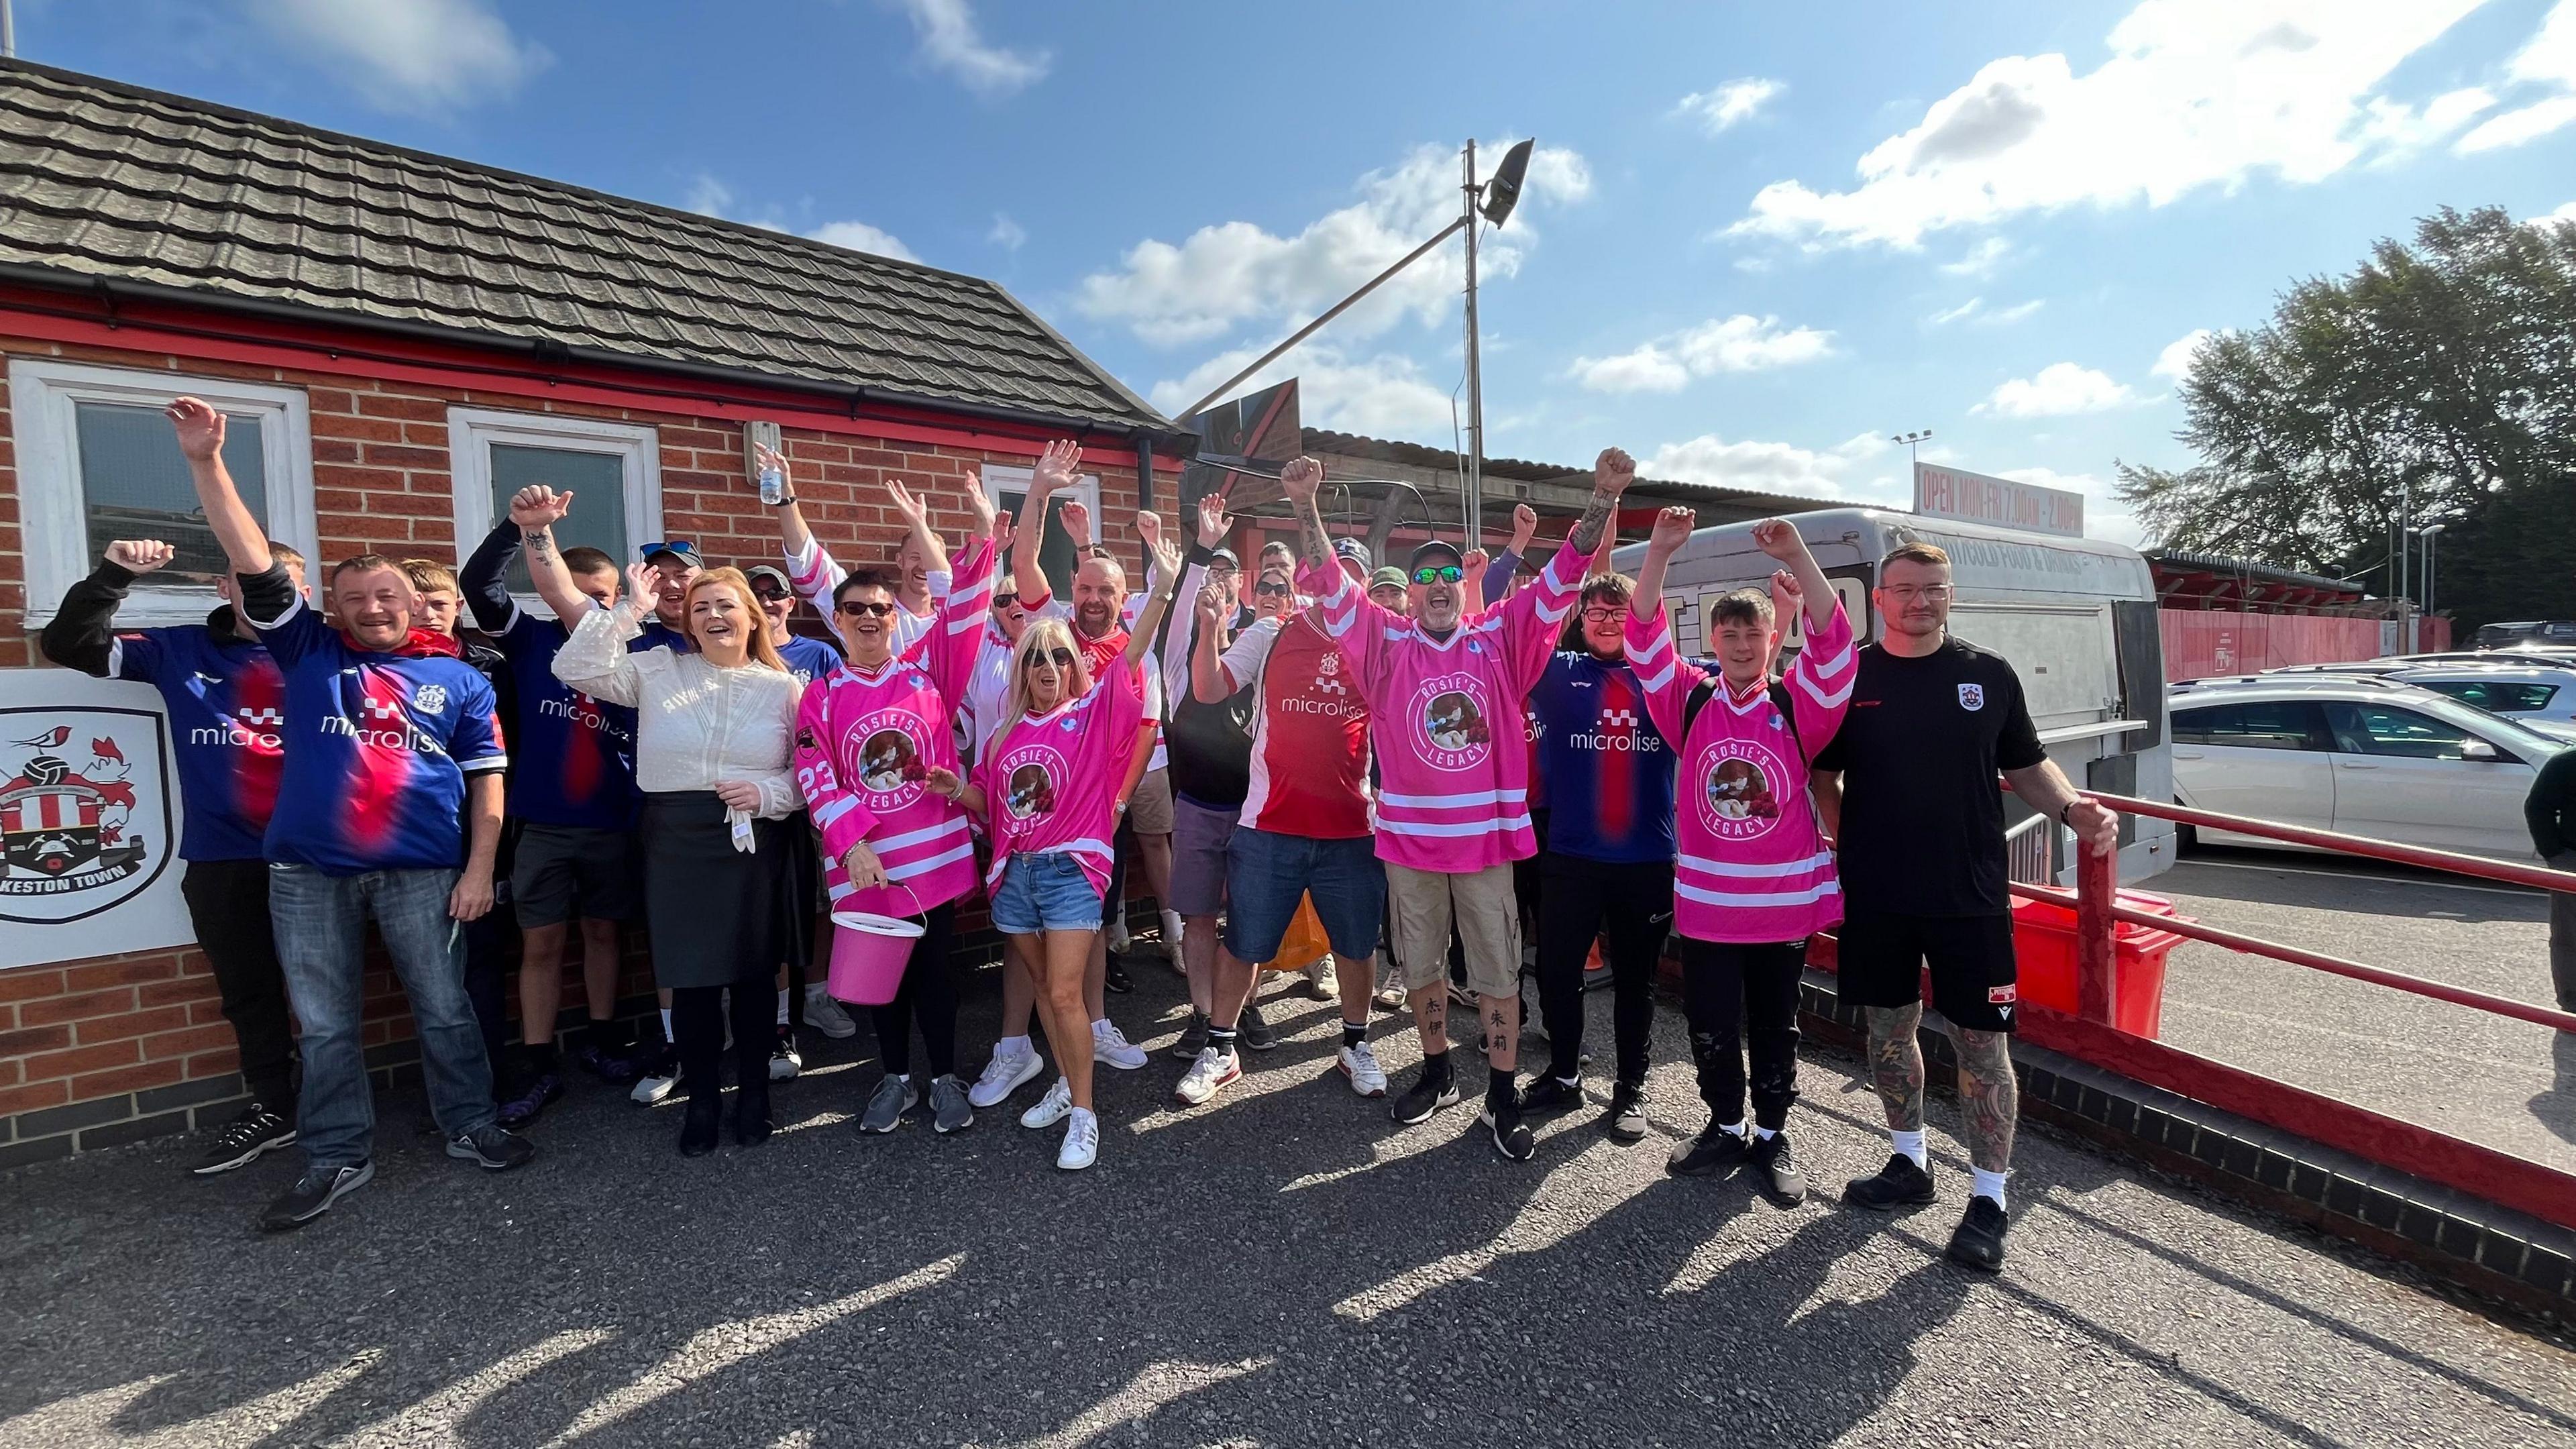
<box><xmin>1023</xmin><ymin>647</ymin><xmax>1077</xmax><ymax>670</ymax></box>
<box><xmin>1580</xmin><ymin>606</ymin><xmax>1630</xmax><ymax>624</ymax></box>
<box><xmin>836</xmin><ymin>599</ymin><xmax>896</xmax><ymax>618</ymax></box>
<box><xmin>1881</xmin><ymin>584</ymin><xmax>1953</xmax><ymax>602</ymax></box>
<box><xmin>1411</xmin><ymin>565</ymin><xmax>1464</xmax><ymax>585</ymax></box>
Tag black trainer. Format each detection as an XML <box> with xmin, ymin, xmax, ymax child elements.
<box><xmin>1748</xmin><ymin>1130</ymin><xmax>1808</xmax><ymax>1205</ymax></box>
<box><xmin>1389</xmin><ymin>1061</ymin><xmax>1462</xmax><ymax>1125</ymax></box>
<box><xmin>1481</xmin><ymin>1100</ymin><xmax>1536</xmax><ymax>1161</ymax></box>
<box><xmin>259</xmin><ymin>1161</ymin><xmax>372</xmax><ymax>1232</ymax></box>
<box><xmin>1668</xmin><ymin>1122</ymin><xmax>1750</xmax><ymax>1177</ymax></box>
<box><xmin>1518</xmin><ymin>1074</ymin><xmax>1585</xmax><ymax>1114</ymax></box>
<box><xmin>1946</xmin><ymin>1195</ymin><xmax>2010</xmax><ymax>1272</ymax></box>
<box><xmin>1604</xmin><ymin>1081</ymin><xmax>1648</xmax><ymax>1142</ymax></box>
<box><xmin>447</xmin><ymin>1124</ymin><xmax>537</xmax><ymax>1171</ymax></box>
<box><xmin>1843</xmin><ymin>1153</ymin><xmax>1937</xmax><ymax>1211</ymax></box>
<box><xmin>1172</xmin><ymin>1009</ymin><xmax>1211</xmax><ymax>1061</ymax></box>
<box><xmin>191</xmin><ymin>1103</ymin><xmax>295</xmax><ymax>1176</ymax></box>
<box><xmin>494</xmin><ymin>1071</ymin><xmax>561</xmax><ymax>1130</ymax></box>
<box><xmin>1238</xmin><ymin>997</ymin><xmax>1278</xmax><ymax>1052</ymax></box>
<box><xmin>1104</xmin><ymin>957</ymin><xmax>1134</xmax><ymax>994</ymax></box>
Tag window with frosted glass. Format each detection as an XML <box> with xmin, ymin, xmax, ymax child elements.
<box><xmin>488</xmin><ymin>443</ymin><xmax>628</xmax><ymax>592</ymax></box>
<box><xmin>76</xmin><ymin>402</ymin><xmax>266</xmax><ymax>584</ymax></box>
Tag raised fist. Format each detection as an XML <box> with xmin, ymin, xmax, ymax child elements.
<box><xmin>1647</xmin><ymin>505</ymin><xmax>1695</xmax><ymax>553</ymax></box>
<box><xmin>105</xmin><ymin>540</ymin><xmax>176</xmax><ymax>574</ymax></box>
<box><xmin>1509</xmin><ymin>502</ymin><xmax>1539</xmax><ymax>551</ymax></box>
<box><xmin>1594</xmin><ymin>447</ymin><xmax>1636</xmax><ymax>496</ymax></box>
<box><xmin>1751</xmin><ymin>518</ymin><xmax>1805</xmax><ymax>562</ymax></box>
<box><xmin>1279</xmin><ymin>456</ymin><xmax>1324</xmax><ymax>503</ymax></box>
<box><xmin>1058</xmin><ymin>498</ymin><xmax>1091</xmax><ymax>545</ymax></box>
<box><xmin>510</xmin><ymin>485</ymin><xmax>572</xmax><ymax>530</ymax></box>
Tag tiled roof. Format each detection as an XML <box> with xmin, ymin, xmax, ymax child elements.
<box><xmin>1302</xmin><ymin>428</ymin><xmax>1838</xmax><ymax>513</ymax></box>
<box><xmin>0</xmin><ymin>60</ymin><xmax>1173</xmax><ymax>436</ymax></box>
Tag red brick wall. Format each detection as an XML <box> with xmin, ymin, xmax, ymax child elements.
<box><xmin>0</xmin><ymin>325</ymin><xmax>1151</xmax><ymax>1164</ymax></box>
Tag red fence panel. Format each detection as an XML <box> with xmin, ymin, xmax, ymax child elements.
<box><xmin>2159</xmin><ymin>610</ymin><xmax>2452</xmax><ymax>680</ymax></box>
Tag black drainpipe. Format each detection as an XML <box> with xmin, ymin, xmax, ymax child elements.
<box><xmin>1134</xmin><ymin>435</ymin><xmax>1156</xmax><ymax>511</ymax></box>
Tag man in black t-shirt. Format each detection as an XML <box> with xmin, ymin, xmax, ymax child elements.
<box><xmin>1810</xmin><ymin>541</ymin><xmax>2118</xmax><ymax>1272</ymax></box>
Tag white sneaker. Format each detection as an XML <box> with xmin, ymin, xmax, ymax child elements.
<box><xmin>1091</xmin><ymin>1018</ymin><xmax>1148</xmax><ymax>1071</ymax></box>
<box><xmin>1174</xmin><ymin>1046</ymin><xmax>1241</xmax><ymax>1106</ymax></box>
<box><xmin>969</xmin><ymin>1047</ymin><xmax>1044</xmax><ymax>1109</ymax></box>
<box><xmin>1057</xmin><ymin>1108</ymin><xmax>1099</xmax><ymax>1171</ymax></box>
<box><xmin>1375</xmin><ymin>961</ymin><xmax>1407</xmax><ymax>1010</ymax></box>
<box><xmin>631</xmin><ymin>1053</ymin><xmax>679</xmax><ymax>1105</ymax></box>
<box><xmin>1305</xmin><ymin>955</ymin><xmax>1340</xmax><ymax>1002</ymax></box>
<box><xmin>803</xmin><ymin>984</ymin><xmax>858</xmax><ymax>1040</ymax></box>
<box><xmin>1339</xmin><ymin>1040</ymin><xmax>1389</xmax><ymax>1097</ymax></box>
<box><xmin>1107</xmin><ymin>917</ymin><xmax>1133</xmax><ymax>955</ymax></box>
<box><xmin>1020</xmin><ymin>1075</ymin><xmax>1073</xmax><ymax>1129</ymax></box>
<box><xmin>1160</xmin><ymin>908</ymin><xmax>1186</xmax><ymax>963</ymax></box>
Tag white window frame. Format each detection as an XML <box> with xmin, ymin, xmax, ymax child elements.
<box><xmin>447</xmin><ymin>407</ymin><xmax>661</xmax><ymax>604</ymax></box>
<box><xmin>979</xmin><ymin>462</ymin><xmax>1100</xmax><ymax>541</ymax></box>
<box><xmin>11</xmin><ymin>359</ymin><xmax>317</xmax><ymax>628</ymax></box>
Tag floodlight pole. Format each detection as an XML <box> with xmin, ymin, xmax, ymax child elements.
<box><xmin>1462</xmin><ymin>139</ymin><xmax>1485</xmax><ymax>549</ymax></box>
<box><xmin>3</xmin><ymin>1</ymin><xmax>15</xmax><ymax>60</ymax></box>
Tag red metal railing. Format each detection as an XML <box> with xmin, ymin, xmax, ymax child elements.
<box><xmin>1996</xmin><ymin>792</ymin><xmax>2576</xmax><ymax>1230</ymax></box>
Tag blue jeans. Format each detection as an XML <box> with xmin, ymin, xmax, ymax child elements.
<box><xmin>1222</xmin><ymin>827</ymin><xmax>1387</xmax><ymax>963</ymax></box>
<box><xmin>268</xmin><ymin>864</ymin><xmax>497</xmax><ymax>1169</ymax></box>
<box><xmin>991</xmin><ymin>853</ymin><xmax>1106</xmax><ymax>934</ymax></box>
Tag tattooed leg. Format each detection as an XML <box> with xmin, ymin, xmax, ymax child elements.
<box><xmin>1863</xmin><ymin>1004</ymin><xmax>1927</xmax><ymax>1132</ymax></box>
<box><xmin>1480</xmin><ymin>991</ymin><xmax>1519</xmax><ymax>1073</ymax></box>
<box><xmin>1408</xmin><ymin>987</ymin><xmax>1450</xmax><ymax>1059</ymax></box>
<box><xmin>1951</xmin><ymin>1027</ymin><xmax>2019</xmax><ymax>1173</ymax></box>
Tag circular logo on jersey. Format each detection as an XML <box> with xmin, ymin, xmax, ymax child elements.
<box><xmin>1696</xmin><ymin>740</ymin><xmax>1788</xmax><ymax>841</ymax></box>
<box><xmin>1004</xmin><ymin>762</ymin><xmax>1056</xmax><ymax>820</ymax></box>
<box><xmin>848</xmin><ymin>709</ymin><xmax>931</xmax><ymax>804</ymax></box>
<box><xmin>1410</xmin><ymin>674</ymin><xmax>1493</xmax><ymax>771</ymax></box>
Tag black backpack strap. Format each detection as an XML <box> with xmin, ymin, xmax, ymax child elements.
<box><xmin>1680</xmin><ymin>675</ymin><xmax>1719</xmax><ymax>741</ymax></box>
<box><xmin>1768</xmin><ymin>678</ymin><xmax>1805</xmax><ymax>762</ymax></box>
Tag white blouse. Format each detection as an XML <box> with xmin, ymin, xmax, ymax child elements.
<box><xmin>553</xmin><ymin>604</ymin><xmax>804</xmax><ymax>820</ymax></box>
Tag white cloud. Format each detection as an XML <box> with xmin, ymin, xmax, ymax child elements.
<box><xmin>250</xmin><ymin>0</ymin><xmax>550</xmax><ymax>114</ymax></box>
<box><xmin>2458</xmin><ymin>94</ymin><xmax>2576</xmax><ymax>151</ymax></box>
<box><xmin>1676</xmin><ymin>78</ymin><xmax>1785</xmax><ymax>134</ymax></box>
<box><xmin>987</xmin><ymin>213</ymin><xmax>1027</xmax><ymax>251</ymax></box>
<box><xmin>2461</xmin><ymin>2</ymin><xmax>2576</xmax><ymax>150</ymax></box>
<box><xmin>1148</xmin><ymin>344</ymin><xmax>1456</xmax><ymax>437</ymax></box>
<box><xmin>1570</xmin><ymin>315</ymin><xmax>1835</xmax><ymax>393</ymax></box>
<box><xmin>808</xmin><ymin>220</ymin><xmax>920</xmax><ymax>263</ymax></box>
<box><xmin>1976</xmin><ymin>362</ymin><xmax>2137</xmax><ymax>417</ymax></box>
<box><xmin>1727</xmin><ymin>1</ymin><xmax>2484</xmax><ymax>250</ymax></box>
<box><xmin>1924</xmin><ymin>297</ymin><xmax>2043</xmax><ymax>327</ymax></box>
<box><xmin>886</xmin><ymin>0</ymin><xmax>1049</xmax><ymax>98</ymax></box>
<box><xmin>1075</xmin><ymin>141</ymin><xmax>1592</xmax><ymax>347</ymax></box>
<box><xmin>2151</xmin><ymin>327</ymin><xmax>2214</xmax><ymax>380</ymax></box>
<box><xmin>1939</xmin><ymin>237</ymin><xmax>2016</xmax><ymax>278</ymax></box>
<box><xmin>1642</xmin><ymin>431</ymin><xmax>1896</xmax><ymax>502</ymax></box>
<box><xmin>685</xmin><ymin>174</ymin><xmax>918</xmax><ymax>262</ymax></box>
<box><xmin>2531</xmin><ymin>199</ymin><xmax>2576</xmax><ymax>226</ymax></box>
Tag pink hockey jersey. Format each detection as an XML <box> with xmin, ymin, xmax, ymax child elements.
<box><xmin>1301</xmin><ymin>537</ymin><xmax>1582</xmax><ymax>873</ymax></box>
<box><xmin>971</xmin><ymin>648</ymin><xmax>1148</xmax><ymax>896</ymax></box>
<box><xmin>794</xmin><ymin>537</ymin><xmax>996</xmax><ymax>918</ymax></box>
<box><xmin>1625</xmin><ymin>596</ymin><xmax>1857</xmax><ymax>944</ymax></box>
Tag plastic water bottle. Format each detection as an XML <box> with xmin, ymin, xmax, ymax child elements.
<box><xmin>757</xmin><ymin>458</ymin><xmax>787</xmax><ymax>506</ymax></box>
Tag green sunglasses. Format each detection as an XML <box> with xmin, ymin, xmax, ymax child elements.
<box><xmin>1411</xmin><ymin>564</ymin><xmax>1464</xmax><ymax>585</ymax></box>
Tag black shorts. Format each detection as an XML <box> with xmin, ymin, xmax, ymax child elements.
<box><xmin>1834</xmin><ymin>910</ymin><xmax>2019</xmax><ymax>1034</ymax></box>
<box><xmin>509</xmin><ymin>823</ymin><xmax>641</xmax><ymax>927</ymax></box>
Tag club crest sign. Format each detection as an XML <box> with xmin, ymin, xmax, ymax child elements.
<box><xmin>0</xmin><ymin>706</ymin><xmax>174</xmax><ymax>924</ymax></box>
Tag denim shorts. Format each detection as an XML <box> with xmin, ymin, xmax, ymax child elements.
<box><xmin>992</xmin><ymin>851</ymin><xmax>1107</xmax><ymax>935</ymax></box>
<box><xmin>1222</xmin><ymin>826</ymin><xmax>1386</xmax><ymax>963</ymax></box>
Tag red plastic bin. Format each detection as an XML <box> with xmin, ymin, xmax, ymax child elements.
<box><xmin>2008</xmin><ymin>889</ymin><xmax>2190</xmax><ymax>1038</ymax></box>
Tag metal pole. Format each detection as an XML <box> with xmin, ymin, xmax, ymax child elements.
<box><xmin>3</xmin><ymin>0</ymin><xmax>15</xmax><ymax>60</ymax></box>
<box><xmin>2399</xmin><ymin>477</ymin><xmax>2412</xmax><ymax>653</ymax></box>
<box><xmin>2075</xmin><ymin>836</ymin><xmax>2118</xmax><ymax>1026</ymax></box>
<box><xmin>1462</xmin><ymin>140</ymin><xmax>1484</xmax><ymax>549</ymax></box>
<box><xmin>1177</xmin><ymin>216</ymin><xmax>1468</xmax><ymax>422</ymax></box>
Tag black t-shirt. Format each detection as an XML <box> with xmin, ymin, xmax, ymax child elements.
<box><xmin>1811</xmin><ymin>636</ymin><xmax>2045</xmax><ymax>916</ymax></box>
<box><xmin>1160</xmin><ymin>612</ymin><xmax>1256</xmax><ymax>810</ymax></box>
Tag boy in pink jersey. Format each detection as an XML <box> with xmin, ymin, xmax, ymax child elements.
<box><xmin>1283</xmin><ymin>449</ymin><xmax>1635</xmax><ymax>1161</ymax></box>
<box><xmin>1627</xmin><ymin>508</ymin><xmax>1855</xmax><ymax>1205</ymax></box>
<box><xmin>795</xmin><ymin>472</ymin><xmax>1002</xmax><ymax>1138</ymax></box>
<box><xmin>930</xmin><ymin>515</ymin><xmax>1179</xmax><ymax>1171</ymax></box>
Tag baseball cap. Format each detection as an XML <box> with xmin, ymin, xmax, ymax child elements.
<box><xmin>1208</xmin><ymin>547</ymin><xmax>1242</xmax><ymax>569</ymax></box>
<box><xmin>743</xmin><ymin>564</ymin><xmax>794</xmax><ymax>594</ymax></box>
<box><xmin>1368</xmin><ymin>566</ymin><xmax>1409</xmax><ymax>592</ymax></box>
<box><xmin>1407</xmin><ymin>539</ymin><xmax>1464</xmax><ymax>571</ymax></box>
<box><xmin>1332</xmin><ymin>537</ymin><xmax>1373</xmax><ymax>569</ymax></box>
<box><xmin>639</xmin><ymin>539</ymin><xmax>702</xmax><ymax>568</ymax></box>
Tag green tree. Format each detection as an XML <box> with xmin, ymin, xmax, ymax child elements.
<box><xmin>2118</xmin><ymin>205</ymin><xmax>2576</xmax><ymax>627</ymax></box>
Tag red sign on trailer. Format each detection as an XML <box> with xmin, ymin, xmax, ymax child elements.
<box><xmin>1914</xmin><ymin>462</ymin><xmax>2084</xmax><ymax>538</ymax></box>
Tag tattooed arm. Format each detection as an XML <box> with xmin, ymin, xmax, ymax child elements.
<box><xmin>1563</xmin><ymin>447</ymin><xmax>1637</xmax><ymax>558</ymax></box>
<box><xmin>1279</xmin><ymin>455</ymin><xmax>1334</xmax><ymax>570</ymax></box>
<box><xmin>509</xmin><ymin>486</ymin><xmax>596</xmax><ymax>629</ymax></box>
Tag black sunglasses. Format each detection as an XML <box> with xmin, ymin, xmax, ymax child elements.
<box><xmin>1022</xmin><ymin>647</ymin><xmax>1077</xmax><ymax>670</ymax></box>
<box><xmin>1411</xmin><ymin>564</ymin><xmax>1464</xmax><ymax>585</ymax></box>
<box><xmin>1252</xmin><ymin>580</ymin><xmax>1291</xmax><ymax>597</ymax></box>
<box><xmin>837</xmin><ymin>598</ymin><xmax>895</xmax><ymax>617</ymax></box>
<box><xmin>751</xmin><ymin>586</ymin><xmax>792</xmax><ymax>603</ymax></box>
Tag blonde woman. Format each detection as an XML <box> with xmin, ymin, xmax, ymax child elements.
<box><xmin>555</xmin><ymin>564</ymin><xmax>803</xmax><ymax>1156</ymax></box>
<box><xmin>928</xmin><ymin>537</ymin><xmax>1176</xmax><ymax>1171</ymax></box>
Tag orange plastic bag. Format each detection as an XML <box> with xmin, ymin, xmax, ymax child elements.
<box><xmin>1262</xmin><ymin>892</ymin><xmax>1330</xmax><ymax>972</ymax></box>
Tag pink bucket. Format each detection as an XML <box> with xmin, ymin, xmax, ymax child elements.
<box><xmin>826</xmin><ymin>909</ymin><xmax>926</xmax><ymax>1006</ymax></box>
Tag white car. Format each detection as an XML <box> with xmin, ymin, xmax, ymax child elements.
<box><xmin>2249</xmin><ymin>661</ymin><xmax>2576</xmax><ymax>743</ymax></box>
<box><xmin>2166</xmin><ymin>676</ymin><xmax>2562</xmax><ymax>859</ymax></box>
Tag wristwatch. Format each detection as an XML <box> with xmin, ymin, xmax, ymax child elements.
<box><xmin>2057</xmin><ymin>801</ymin><xmax>2078</xmax><ymax>826</ymax></box>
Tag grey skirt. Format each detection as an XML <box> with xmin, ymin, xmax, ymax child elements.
<box><xmin>641</xmin><ymin>791</ymin><xmax>796</xmax><ymax>991</ymax></box>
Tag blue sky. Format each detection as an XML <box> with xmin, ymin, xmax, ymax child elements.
<box><xmin>19</xmin><ymin>0</ymin><xmax>2576</xmax><ymax>542</ymax></box>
